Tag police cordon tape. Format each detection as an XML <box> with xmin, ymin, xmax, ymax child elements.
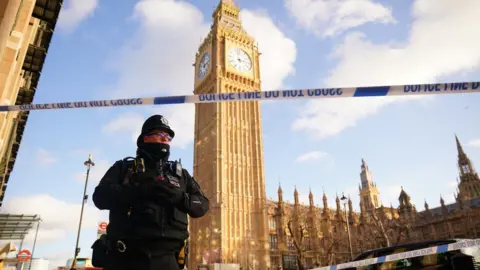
<box><xmin>1</xmin><ymin>81</ymin><xmax>480</xmax><ymax>112</ymax></box>
<box><xmin>311</xmin><ymin>238</ymin><xmax>480</xmax><ymax>270</ymax></box>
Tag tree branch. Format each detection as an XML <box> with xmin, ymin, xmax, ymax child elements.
<box><xmin>287</xmin><ymin>220</ymin><xmax>306</xmax><ymax>270</ymax></box>
<box><xmin>371</xmin><ymin>212</ymin><xmax>391</xmax><ymax>247</ymax></box>
<box><xmin>287</xmin><ymin>221</ymin><xmax>303</xmax><ymax>251</ymax></box>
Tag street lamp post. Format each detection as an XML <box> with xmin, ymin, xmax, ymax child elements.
<box><xmin>340</xmin><ymin>193</ymin><xmax>354</xmax><ymax>261</ymax></box>
<box><xmin>71</xmin><ymin>154</ymin><xmax>95</xmax><ymax>270</ymax></box>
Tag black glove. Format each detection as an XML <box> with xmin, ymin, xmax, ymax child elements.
<box><xmin>151</xmin><ymin>180</ymin><xmax>185</xmax><ymax>205</ymax></box>
<box><xmin>131</xmin><ymin>173</ymin><xmax>159</xmax><ymax>199</ymax></box>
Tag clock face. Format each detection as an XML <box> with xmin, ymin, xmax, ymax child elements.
<box><xmin>198</xmin><ymin>52</ymin><xmax>210</xmax><ymax>79</ymax></box>
<box><xmin>228</xmin><ymin>47</ymin><xmax>252</xmax><ymax>72</ymax></box>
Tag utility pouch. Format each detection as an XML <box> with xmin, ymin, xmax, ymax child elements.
<box><xmin>91</xmin><ymin>234</ymin><xmax>109</xmax><ymax>267</ymax></box>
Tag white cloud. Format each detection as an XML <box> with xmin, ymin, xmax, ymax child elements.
<box><xmin>292</xmin><ymin>96</ymin><xmax>424</xmax><ymax>139</ymax></box>
<box><xmin>294</xmin><ymin>0</ymin><xmax>480</xmax><ymax>139</ymax></box>
<box><xmin>102</xmin><ymin>112</ymin><xmax>144</xmax><ymax>143</ymax></box>
<box><xmin>284</xmin><ymin>0</ymin><xmax>395</xmax><ymax>37</ymax></box>
<box><xmin>57</xmin><ymin>0</ymin><xmax>98</xmax><ymax>31</ymax></box>
<box><xmin>327</xmin><ymin>0</ymin><xmax>480</xmax><ymax>86</ymax></box>
<box><xmin>74</xmin><ymin>159</ymin><xmax>111</xmax><ymax>185</ymax></box>
<box><xmin>36</xmin><ymin>149</ymin><xmax>56</xmax><ymax>166</ymax></box>
<box><xmin>105</xmin><ymin>0</ymin><xmax>297</xmax><ymax>147</ymax></box>
<box><xmin>241</xmin><ymin>10</ymin><xmax>297</xmax><ymax>90</ymax></box>
<box><xmin>468</xmin><ymin>139</ymin><xmax>480</xmax><ymax>148</ymax></box>
<box><xmin>45</xmin><ymin>250</ymin><xmax>73</xmax><ymax>269</ymax></box>
<box><xmin>102</xmin><ymin>107</ymin><xmax>194</xmax><ymax>149</ymax></box>
<box><xmin>108</xmin><ymin>0</ymin><xmax>209</xmax><ymax>98</ymax></box>
<box><xmin>151</xmin><ymin>105</ymin><xmax>195</xmax><ymax>149</ymax></box>
<box><xmin>295</xmin><ymin>151</ymin><xmax>328</xmax><ymax>163</ymax></box>
<box><xmin>0</xmin><ymin>194</ymin><xmax>102</xmax><ymax>245</ymax></box>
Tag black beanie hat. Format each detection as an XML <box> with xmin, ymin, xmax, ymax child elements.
<box><xmin>137</xmin><ymin>115</ymin><xmax>175</xmax><ymax>146</ymax></box>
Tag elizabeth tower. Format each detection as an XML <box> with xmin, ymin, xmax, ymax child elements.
<box><xmin>189</xmin><ymin>0</ymin><xmax>270</xmax><ymax>269</ymax></box>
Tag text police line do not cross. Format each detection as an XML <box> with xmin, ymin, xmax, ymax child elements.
<box><xmin>1</xmin><ymin>81</ymin><xmax>479</xmax><ymax>112</ymax></box>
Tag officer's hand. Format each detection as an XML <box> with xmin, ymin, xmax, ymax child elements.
<box><xmin>133</xmin><ymin>176</ymin><xmax>160</xmax><ymax>199</ymax></box>
<box><xmin>134</xmin><ymin>183</ymin><xmax>156</xmax><ymax>199</ymax></box>
<box><xmin>152</xmin><ymin>181</ymin><xmax>184</xmax><ymax>205</ymax></box>
<box><xmin>134</xmin><ymin>172</ymin><xmax>156</xmax><ymax>184</ymax></box>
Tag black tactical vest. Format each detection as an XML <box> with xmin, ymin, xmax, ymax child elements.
<box><xmin>110</xmin><ymin>159</ymin><xmax>189</xmax><ymax>242</ymax></box>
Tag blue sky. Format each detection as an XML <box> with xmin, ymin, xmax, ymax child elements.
<box><xmin>1</xmin><ymin>0</ymin><xmax>480</xmax><ymax>267</ymax></box>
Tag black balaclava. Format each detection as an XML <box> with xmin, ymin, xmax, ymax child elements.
<box><xmin>136</xmin><ymin>115</ymin><xmax>175</xmax><ymax>163</ymax></box>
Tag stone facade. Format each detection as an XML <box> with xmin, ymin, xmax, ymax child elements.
<box><xmin>266</xmin><ymin>137</ymin><xmax>480</xmax><ymax>269</ymax></box>
<box><xmin>189</xmin><ymin>1</ymin><xmax>480</xmax><ymax>270</ymax></box>
<box><xmin>189</xmin><ymin>0</ymin><xmax>269</xmax><ymax>269</ymax></box>
<box><xmin>0</xmin><ymin>0</ymin><xmax>63</xmax><ymax>207</ymax></box>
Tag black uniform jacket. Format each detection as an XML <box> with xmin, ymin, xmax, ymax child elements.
<box><xmin>92</xmin><ymin>159</ymin><xmax>209</xmax><ymax>243</ymax></box>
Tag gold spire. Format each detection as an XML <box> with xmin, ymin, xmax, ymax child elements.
<box><xmin>294</xmin><ymin>186</ymin><xmax>299</xmax><ymax>205</ymax></box>
<box><xmin>399</xmin><ymin>186</ymin><xmax>410</xmax><ymax>200</ymax></box>
<box><xmin>221</xmin><ymin>0</ymin><xmax>236</xmax><ymax>5</ymax></box>
<box><xmin>455</xmin><ymin>134</ymin><xmax>477</xmax><ymax>178</ymax></box>
<box><xmin>213</xmin><ymin>0</ymin><xmax>240</xmax><ymax>21</ymax></box>
<box><xmin>309</xmin><ymin>188</ymin><xmax>314</xmax><ymax>206</ymax></box>
<box><xmin>456</xmin><ymin>134</ymin><xmax>467</xmax><ymax>159</ymax></box>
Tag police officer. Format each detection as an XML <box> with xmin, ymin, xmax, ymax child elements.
<box><xmin>92</xmin><ymin>114</ymin><xmax>209</xmax><ymax>270</ymax></box>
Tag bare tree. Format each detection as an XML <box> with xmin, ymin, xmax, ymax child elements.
<box><xmin>287</xmin><ymin>220</ymin><xmax>307</xmax><ymax>270</ymax></box>
<box><xmin>388</xmin><ymin>219</ymin><xmax>412</xmax><ymax>245</ymax></box>
<box><xmin>323</xmin><ymin>238</ymin><xmax>342</xmax><ymax>266</ymax></box>
<box><xmin>370</xmin><ymin>210</ymin><xmax>414</xmax><ymax>247</ymax></box>
<box><xmin>370</xmin><ymin>211</ymin><xmax>392</xmax><ymax>247</ymax></box>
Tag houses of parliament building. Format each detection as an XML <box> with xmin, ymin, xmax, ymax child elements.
<box><xmin>263</xmin><ymin>136</ymin><xmax>480</xmax><ymax>269</ymax></box>
<box><xmin>188</xmin><ymin>1</ymin><xmax>480</xmax><ymax>270</ymax></box>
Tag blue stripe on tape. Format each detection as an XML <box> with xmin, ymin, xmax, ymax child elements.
<box><xmin>353</xmin><ymin>86</ymin><xmax>390</xmax><ymax>97</ymax></box>
<box><xmin>0</xmin><ymin>81</ymin><xmax>478</xmax><ymax>113</ymax></box>
<box><xmin>329</xmin><ymin>265</ymin><xmax>337</xmax><ymax>270</ymax></box>
<box><xmin>154</xmin><ymin>96</ymin><xmax>186</xmax><ymax>105</ymax></box>
<box><xmin>377</xmin><ymin>256</ymin><xmax>386</xmax><ymax>263</ymax></box>
<box><xmin>437</xmin><ymin>244</ymin><xmax>448</xmax><ymax>253</ymax></box>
